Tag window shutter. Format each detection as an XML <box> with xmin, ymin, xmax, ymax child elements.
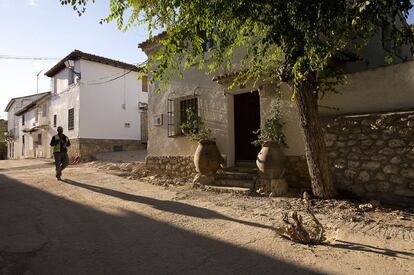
<box><xmin>68</xmin><ymin>108</ymin><xmax>74</xmax><ymax>130</ymax></box>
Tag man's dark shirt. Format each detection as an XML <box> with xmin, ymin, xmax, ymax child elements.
<box><xmin>50</xmin><ymin>134</ymin><xmax>71</xmax><ymax>153</ymax></box>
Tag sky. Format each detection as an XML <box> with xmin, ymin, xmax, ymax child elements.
<box><xmin>0</xmin><ymin>0</ymin><xmax>149</xmax><ymax>119</ymax></box>
<box><xmin>1</xmin><ymin>1</ymin><xmax>414</xmax><ymax>119</ymax></box>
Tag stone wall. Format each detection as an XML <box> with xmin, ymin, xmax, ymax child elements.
<box><xmin>145</xmin><ymin>155</ymin><xmax>196</xmax><ymax>177</ymax></box>
<box><xmin>322</xmin><ymin>111</ymin><xmax>414</xmax><ymax>205</ymax></box>
<box><xmin>67</xmin><ymin>138</ymin><xmax>81</xmax><ymax>159</ymax></box>
<box><xmin>284</xmin><ymin>156</ymin><xmax>311</xmax><ymax>188</ymax></box>
<box><xmin>69</xmin><ymin>138</ymin><xmax>146</xmax><ymax>161</ymax></box>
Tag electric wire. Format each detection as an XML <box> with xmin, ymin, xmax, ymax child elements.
<box><xmin>0</xmin><ymin>55</ymin><xmax>61</xmax><ymax>60</ymax></box>
<box><xmin>85</xmin><ymin>69</ymin><xmax>133</xmax><ymax>85</ymax></box>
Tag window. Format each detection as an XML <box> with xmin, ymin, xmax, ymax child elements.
<box><xmin>68</xmin><ymin>108</ymin><xmax>74</xmax><ymax>130</ymax></box>
<box><xmin>22</xmin><ymin>115</ymin><xmax>25</xmax><ymax>126</ymax></box>
<box><xmin>37</xmin><ymin>134</ymin><xmax>42</xmax><ymax>145</ymax></box>
<box><xmin>180</xmin><ymin>98</ymin><xmax>198</xmax><ymax>126</ymax></box>
<box><xmin>142</xmin><ymin>75</ymin><xmax>148</xmax><ymax>92</ymax></box>
<box><xmin>53</xmin><ymin>115</ymin><xmax>57</xmax><ymax>128</ymax></box>
<box><xmin>167</xmin><ymin>96</ymin><xmax>198</xmax><ymax>137</ymax></box>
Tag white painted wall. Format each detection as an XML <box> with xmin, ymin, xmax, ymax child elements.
<box><xmin>6</xmin><ymin>94</ymin><xmax>44</xmax><ymax>159</ymax></box>
<box><xmin>147</xmin><ymin>65</ymin><xmax>230</xmax><ymax>163</ymax></box>
<box><xmin>20</xmin><ymin>108</ymin><xmax>37</xmax><ymax>158</ymax></box>
<box><xmin>321</xmin><ymin>60</ymin><xmax>414</xmax><ymax>115</ymax></box>
<box><xmin>50</xmin><ymin>61</ymin><xmax>81</xmax><ymax>95</ymax></box>
<box><xmin>78</xmin><ymin>59</ymin><xmax>147</xmax><ymax>140</ymax></box>
<box><xmin>49</xmin><ymin>84</ymin><xmax>81</xmax><ymax>139</ymax></box>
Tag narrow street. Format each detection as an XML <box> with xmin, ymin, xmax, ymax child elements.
<box><xmin>0</xmin><ymin>159</ymin><xmax>413</xmax><ymax>275</ymax></box>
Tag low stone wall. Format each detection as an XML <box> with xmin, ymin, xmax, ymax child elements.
<box><xmin>145</xmin><ymin>155</ymin><xmax>196</xmax><ymax>177</ymax></box>
<box><xmin>322</xmin><ymin>111</ymin><xmax>414</xmax><ymax>205</ymax></box>
<box><xmin>145</xmin><ymin>111</ymin><xmax>413</xmax><ymax>205</ymax></box>
<box><xmin>67</xmin><ymin>138</ymin><xmax>81</xmax><ymax>159</ymax></box>
<box><xmin>284</xmin><ymin>156</ymin><xmax>311</xmax><ymax>188</ymax></box>
<box><xmin>69</xmin><ymin>138</ymin><xmax>145</xmax><ymax>161</ymax></box>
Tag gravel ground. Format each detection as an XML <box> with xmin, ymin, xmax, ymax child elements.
<box><xmin>0</xmin><ymin>159</ymin><xmax>413</xmax><ymax>275</ymax></box>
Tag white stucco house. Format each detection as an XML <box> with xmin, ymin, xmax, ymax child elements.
<box><xmin>140</xmin><ymin>24</ymin><xmax>414</xmax><ymax>205</ymax></box>
<box><xmin>4</xmin><ymin>92</ymin><xmax>51</xmax><ymax>159</ymax></box>
<box><xmin>5</xmin><ymin>50</ymin><xmax>148</xmax><ymax>160</ymax></box>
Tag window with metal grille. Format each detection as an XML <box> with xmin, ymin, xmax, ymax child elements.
<box><xmin>167</xmin><ymin>96</ymin><xmax>198</xmax><ymax>137</ymax></box>
<box><xmin>53</xmin><ymin>115</ymin><xmax>57</xmax><ymax>128</ymax></box>
<box><xmin>22</xmin><ymin>115</ymin><xmax>25</xmax><ymax>126</ymax></box>
<box><xmin>68</xmin><ymin>108</ymin><xmax>74</xmax><ymax>130</ymax></box>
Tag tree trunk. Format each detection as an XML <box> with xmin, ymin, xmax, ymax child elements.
<box><xmin>294</xmin><ymin>73</ymin><xmax>336</xmax><ymax>199</ymax></box>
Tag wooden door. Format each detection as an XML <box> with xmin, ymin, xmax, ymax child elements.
<box><xmin>234</xmin><ymin>91</ymin><xmax>261</xmax><ymax>161</ymax></box>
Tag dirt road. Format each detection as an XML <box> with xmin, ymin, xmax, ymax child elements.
<box><xmin>0</xmin><ymin>159</ymin><xmax>413</xmax><ymax>274</ymax></box>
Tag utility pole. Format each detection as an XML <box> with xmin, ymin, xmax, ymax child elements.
<box><xmin>36</xmin><ymin>69</ymin><xmax>43</xmax><ymax>94</ymax></box>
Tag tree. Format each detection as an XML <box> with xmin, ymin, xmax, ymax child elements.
<box><xmin>61</xmin><ymin>0</ymin><xmax>413</xmax><ymax>198</ymax></box>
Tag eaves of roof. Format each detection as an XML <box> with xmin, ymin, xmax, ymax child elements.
<box><xmin>4</xmin><ymin>91</ymin><xmax>50</xmax><ymax>112</ymax></box>
<box><xmin>44</xmin><ymin>50</ymin><xmax>140</xmax><ymax>77</ymax></box>
<box><xmin>14</xmin><ymin>92</ymin><xmax>51</xmax><ymax>116</ymax></box>
<box><xmin>138</xmin><ymin>32</ymin><xmax>167</xmax><ymax>49</ymax></box>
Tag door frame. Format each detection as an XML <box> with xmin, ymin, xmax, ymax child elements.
<box><xmin>225</xmin><ymin>88</ymin><xmax>262</xmax><ymax>167</ymax></box>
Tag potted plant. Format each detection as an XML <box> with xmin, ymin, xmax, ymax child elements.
<box><xmin>180</xmin><ymin>108</ymin><xmax>202</xmax><ymax>136</ymax></box>
<box><xmin>180</xmin><ymin>108</ymin><xmax>222</xmax><ymax>176</ymax></box>
<box><xmin>253</xmin><ymin>102</ymin><xmax>288</xmax><ymax>195</ymax></box>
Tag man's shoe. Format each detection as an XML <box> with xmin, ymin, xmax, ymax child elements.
<box><xmin>56</xmin><ymin>176</ymin><xmax>62</xmax><ymax>181</ymax></box>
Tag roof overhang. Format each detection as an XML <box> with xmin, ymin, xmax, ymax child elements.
<box><xmin>15</xmin><ymin>92</ymin><xmax>51</xmax><ymax>116</ymax></box>
<box><xmin>4</xmin><ymin>91</ymin><xmax>51</xmax><ymax>112</ymax></box>
<box><xmin>45</xmin><ymin>50</ymin><xmax>140</xmax><ymax>77</ymax></box>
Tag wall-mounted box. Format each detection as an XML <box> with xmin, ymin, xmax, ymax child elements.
<box><xmin>153</xmin><ymin>114</ymin><xmax>163</xmax><ymax>126</ymax></box>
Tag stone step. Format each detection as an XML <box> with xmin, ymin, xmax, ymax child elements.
<box><xmin>216</xmin><ymin>171</ymin><xmax>257</xmax><ymax>180</ymax></box>
<box><xmin>235</xmin><ymin>161</ymin><xmax>256</xmax><ymax>167</ymax></box>
<box><xmin>203</xmin><ymin>185</ymin><xmax>252</xmax><ymax>195</ymax></box>
<box><xmin>223</xmin><ymin>166</ymin><xmax>257</xmax><ymax>174</ymax></box>
<box><xmin>214</xmin><ymin>179</ymin><xmax>255</xmax><ymax>189</ymax></box>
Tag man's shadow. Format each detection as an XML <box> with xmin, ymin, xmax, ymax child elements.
<box><xmin>63</xmin><ymin>179</ymin><xmax>274</xmax><ymax>230</ymax></box>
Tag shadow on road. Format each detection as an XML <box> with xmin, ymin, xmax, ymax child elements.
<box><xmin>327</xmin><ymin>240</ymin><xmax>414</xmax><ymax>259</ymax></box>
<box><xmin>0</xmin><ymin>161</ymin><xmax>54</xmax><ymax>172</ymax></box>
<box><xmin>63</xmin><ymin>179</ymin><xmax>275</xmax><ymax>231</ymax></box>
<box><xmin>0</xmin><ymin>174</ymin><xmax>319</xmax><ymax>274</ymax></box>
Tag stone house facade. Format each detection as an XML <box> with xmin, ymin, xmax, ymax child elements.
<box><xmin>140</xmin><ymin>31</ymin><xmax>414</xmax><ymax>205</ymax></box>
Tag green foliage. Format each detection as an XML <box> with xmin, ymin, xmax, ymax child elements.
<box><xmin>252</xmin><ymin>101</ymin><xmax>287</xmax><ymax>147</ymax></box>
<box><xmin>60</xmin><ymin>0</ymin><xmax>414</xmax><ymax>97</ymax></box>
<box><xmin>180</xmin><ymin>108</ymin><xmax>211</xmax><ymax>142</ymax></box>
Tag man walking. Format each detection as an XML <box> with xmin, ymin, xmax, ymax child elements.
<box><xmin>50</xmin><ymin>126</ymin><xmax>71</xmax><ymax>180</ymax></box>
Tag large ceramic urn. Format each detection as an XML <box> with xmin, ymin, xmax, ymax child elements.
<box><xmin>256</xmin><ymin>141</ymin><xmax>285</xmax><ymax>179</ymax></box>
<box><xmin>194</xmin><ymin>140</ymin><xmax>222</xmax><ymax>176</ymax></box>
